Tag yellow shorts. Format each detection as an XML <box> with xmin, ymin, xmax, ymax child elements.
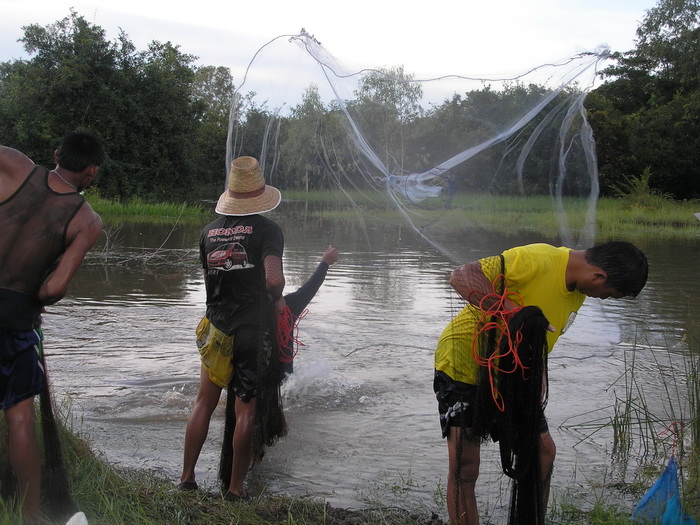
<box><xmin>196</xmin><ymin>316</ymin><xmax>234</xmax><ymax>388</ymax></box>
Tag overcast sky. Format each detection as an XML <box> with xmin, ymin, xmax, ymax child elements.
<box><xmin>2</xmin><ymin>0</ymin><xmax>654</xmax><ymax>85</ymax></box>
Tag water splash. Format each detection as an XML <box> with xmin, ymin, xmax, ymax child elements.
<box><xmin>281</xmin><ymin>357</ymin><xmax>364</xmax><ymax>410</ymax></box>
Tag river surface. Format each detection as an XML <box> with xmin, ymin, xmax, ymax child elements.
<box><xmin>41</xmin><ymin>205</ymin><xmax>700</xmax><ymax>520</ymax></box>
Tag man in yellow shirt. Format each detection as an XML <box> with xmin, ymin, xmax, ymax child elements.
<box><xmin>434</xmin><ymin>242</ymin><xmax>648</xmax><ymax>524</ymax></box>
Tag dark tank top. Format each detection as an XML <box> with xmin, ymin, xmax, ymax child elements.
<box><xmin>0</xmin><ymin>166</ymin><xmax>85</xmax><ymax>329</ymax></box>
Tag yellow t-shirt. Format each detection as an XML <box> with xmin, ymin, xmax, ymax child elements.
<box><xmin>434</xmin><ymin>243</ymin><xmax>586</xmax><ymax>384</ymax></box>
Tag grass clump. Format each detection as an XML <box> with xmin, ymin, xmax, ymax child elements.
<box><xmin>557</xmin><ymin>337</ymin><xmax>699</xmax><ymax>523</ymax></box>
<box><xmin>85</xmin><ymin>190</ymin><xmax>211</xmax><ymax>226</ymax></box>
<box><xmin>284</xmin><ymin>189</ymin><xmax>700</xmax><ymax>240</ymax></box>
<box><xmin>549</xmin><ymin>500</ymin><xmax>635</xmax><ymax>525</ymax></box>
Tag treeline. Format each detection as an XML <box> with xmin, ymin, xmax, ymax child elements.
<box><xmin>587</xmin><ymin>0</ymin><xmax>700</xmax><ymax>199</ymax></box>
<box><xmin>0</xmin><ymin>10</ymin><xmax>233</xmax><ymax>202</ymax></box>
<box><xmin>1</xmin><ymin>0</ymin><xmax>698</xmax><ymax>203</ymax></box>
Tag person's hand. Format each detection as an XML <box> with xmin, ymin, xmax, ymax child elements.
<box><xmin>321</xmin><ymin>245</ymin><xmax>339</xmax><ymax>265</ymax></box>
<box><xmin>275</xmin><ymin>296</ymin><xmax>287</xmax><ymax>314</ymax></box>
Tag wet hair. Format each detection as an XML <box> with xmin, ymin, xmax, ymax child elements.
<box><xmin>585</xmin><ymin>241</ymin><xmax>649</xmax><ymax>297</ymax></box>
<box><xmin>56</xmin><ymin>129</ymin><xmax>106</xmax><ymax>172</ymax></box>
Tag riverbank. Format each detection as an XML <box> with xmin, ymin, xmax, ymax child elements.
<box><xmin>87</xmin><ymin>190</ymin><xmax>700</xmax><ymax>241</ymax></box>
<box><xmin>1</xmin><ymin>413</ymin><xmax>693</xmax><ymax>524</ymax></box>
<box><xmin>0</xmin><ymin>418</ymin><xmax>445</xmax><ymax>525</ymax></box>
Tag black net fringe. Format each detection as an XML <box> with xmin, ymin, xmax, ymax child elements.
<box><xmin>460</xmin><ymin>297</ymin><xmax>550</xmax><ymax>524</ymax></box>
<box><xmin>253</xmin><ymin>301</ymin><xmax>288</xmax><ymax>452</ymax></box>
<box><xmin>40</xmin><ymin>354</ymin><xmax>77</xmax><ymax>521</ymax></box>
<box><xmin>497</xmin><ymin>306</ymin><xmax>550</xmax><ymax>525</ymax></box>
<box><xmin>219</xmin><ymin>300</ymin><xmax>288</xmax><ymax>491</ymax></box>
<box><xmin>218</xmin><ymin>390</ymin><xmax>235</xmax><ymax>491</ymax></box>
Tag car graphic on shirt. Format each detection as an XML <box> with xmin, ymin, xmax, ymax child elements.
<box><xmin>207</xmin><ymin>242</ymin><xmax>248</xmax><ymax>270</ymax></box>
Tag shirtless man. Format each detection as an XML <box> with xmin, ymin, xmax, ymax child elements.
<box><xmin>0</xmin><ymin>129</ymin><xmax>104</xmax><ymax>523</ymax></box>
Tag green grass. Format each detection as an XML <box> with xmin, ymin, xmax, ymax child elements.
<box><xmin>85</xmin><ymin>190</ymin><xmax>211</xmax><ymax>226</ymax></box>
<box><xmin>86</xmin><ymin>188</ymin><xmax>700</xmax><ymax>241</ymax></box>
<box><xmin>549</xmin><ymin>500</ymin><xmax>635</xmax><ymax>524</ymax></box>
<box><xmin>279</xmin><ymin>190</ymin><xmax>700</xmax><ymax>240</ymax></box>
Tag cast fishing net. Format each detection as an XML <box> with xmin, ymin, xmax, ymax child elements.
<box><xmin>219</xmin><ymin>298</ymin><xmax>288</xmax><ymax>492</ymax></box>
<box><xmin>223</xmin><ymin>30</ymin><xmax>609</xmax><ymax>263</ymax></box>
<box><xmin>493</xmin><ymin>307</ymin><xmax>550</xmax><ymax>525</ymax></box>
<box><xmin>37</xmin><ymin>353</ymin><xmax>77</xmax><ymax>521</ymax></box>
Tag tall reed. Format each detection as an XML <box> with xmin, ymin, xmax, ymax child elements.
<box><xmin>558</xmin><ymin>336</ymin><xmax>699</xmax><ymax>520</ymax></box>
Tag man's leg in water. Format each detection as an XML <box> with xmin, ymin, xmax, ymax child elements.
<box><xmin>539</xmin><ymin>431</ymin><xmax>556</xmax><ymax>512</ymax></box>
<box><xmin>181</xmin><ymin>367</ymin><xmax>223</xmax><ymax>485</ymax></box>
<box><xmin>447</xmin><ymin>426</ymin><xmax>481</xmax><ymax>525</ymax></box>
<box><xmin>227</xmin><ymin>396</ymin><xmax>257</xmax><ymax>498</ymax></box>
<box><xmin>7</xmin><ymin>397</ymin><xmax>41</xmax><ymax>524</ymax></box>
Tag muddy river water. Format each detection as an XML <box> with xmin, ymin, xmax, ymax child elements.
<box><xmin>41</xmin><ymin>211</ymin><xmax>699</xmax><ymax>520</ymax></box>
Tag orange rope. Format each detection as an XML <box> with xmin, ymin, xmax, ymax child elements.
<box><xmin>471</xmin><ymin>274</ymin><xmax>526</xmax><ymax>412</ymax></box>
<box><xmin>658</xmin><ymin>420</ymin><xmax>684</xmax><ymax>456</ymax></box>
<box><xmin>277</xmin><ymin>306</ymin><xmax>307</xmax><ymax>363</ymax></box>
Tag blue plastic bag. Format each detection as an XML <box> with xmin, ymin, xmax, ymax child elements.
<box><xmin>663</xmin><ymin>493</ymin><xmax>697</xmax><ymax>525</ymax></box>
<box><xmin>632</xmin><ymin>456</ymin><xmax>697</xmax><ymax>525</ymax></box>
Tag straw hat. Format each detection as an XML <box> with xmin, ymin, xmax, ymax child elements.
<box><xmin>215</xmin><ymin>156</ymin><xmax>281</xmax><ymax>216</ymax></box>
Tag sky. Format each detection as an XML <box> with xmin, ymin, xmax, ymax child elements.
<box><xmin>2</xmin><ymin>0</ymin><xmax>655</xmax><ymax>87</ymax></box>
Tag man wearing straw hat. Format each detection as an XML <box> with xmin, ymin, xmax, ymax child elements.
<box><xmin>180</xmin><ymin>156</ymin><xmax>285</xmax><ymax>501</ymax></box>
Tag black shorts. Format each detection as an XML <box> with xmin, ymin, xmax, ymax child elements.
<box><xmin>434</xmin><ymin>370</ymin><xmax>548</xmax><ymax>439</ymax></box>
<box><xmin>230</xmin><ymin>325</ymin><xmax>260</xmax><ymax>403</ymax></box>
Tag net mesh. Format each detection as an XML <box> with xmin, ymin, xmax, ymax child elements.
<box><xmin>224</xmin><ymin>30</ymin><xmax>610</xmax><ymax>261</ymax></box>
<box><xmin>218</xmin><ymin>297</ymin><xmax>288</xmax><ymax>492</ymax></box>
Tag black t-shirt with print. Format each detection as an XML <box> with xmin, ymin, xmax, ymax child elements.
<box><xmin>199</xmin><ymin>214</ymin><xmax>284</xmax><ymax>334</ymax></box>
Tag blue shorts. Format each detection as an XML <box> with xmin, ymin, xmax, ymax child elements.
<box><xmin>0</xmin><ymin>328</ymin><xmax>45</xmax><ymax>410</ymax></box>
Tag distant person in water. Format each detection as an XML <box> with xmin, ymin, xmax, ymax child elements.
<box><xmin>180</xmin><ymin>156</ymin><xmax>285</xmax><ymax>501</ymax></box>
<box><xmin>0</xmin><ymin>130</ymin><xmax>105</xmax><ymax>524</ymax></box>
<box><xmin>280</xmin><ymin>245</ymin><xmax>340</xmax><ymax>376</ymax></box>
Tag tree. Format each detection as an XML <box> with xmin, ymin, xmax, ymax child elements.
<box><xmin>0</xmin><ymin>10</ymin><xmax>121</xmax><ymax>163</ymax></box>
<box><xmin>0</xmin><ymin>11</ymin><xmax>212</xmax><ymax>202</ymax></box>
<box><xmin>279</xmin><ymin>85</ymin><xmax>328</xmax><ymax>190</ymax></box>
<box><xmin>589</xmin><ymin>0</ymin><xmax>700</xmax><ymax>198</ymax></box>
<box><xmin>351</xmin><ymin>66</ymin><xmax>423</xmax><ymax>177</ymax></box>
<box><xmin>633</xmin><ymin>0</ymin><xmax>700</xmax><ymax>96</ymax></box>
<box><xmin>190</xmin><ymin>66</ymin><xmax>236</xmax><ymax>197</ymax></box>
<box><xmin>118</xmin><ymin>40</ymin><xmax>199</xmax><ymax>200</ymax></box>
